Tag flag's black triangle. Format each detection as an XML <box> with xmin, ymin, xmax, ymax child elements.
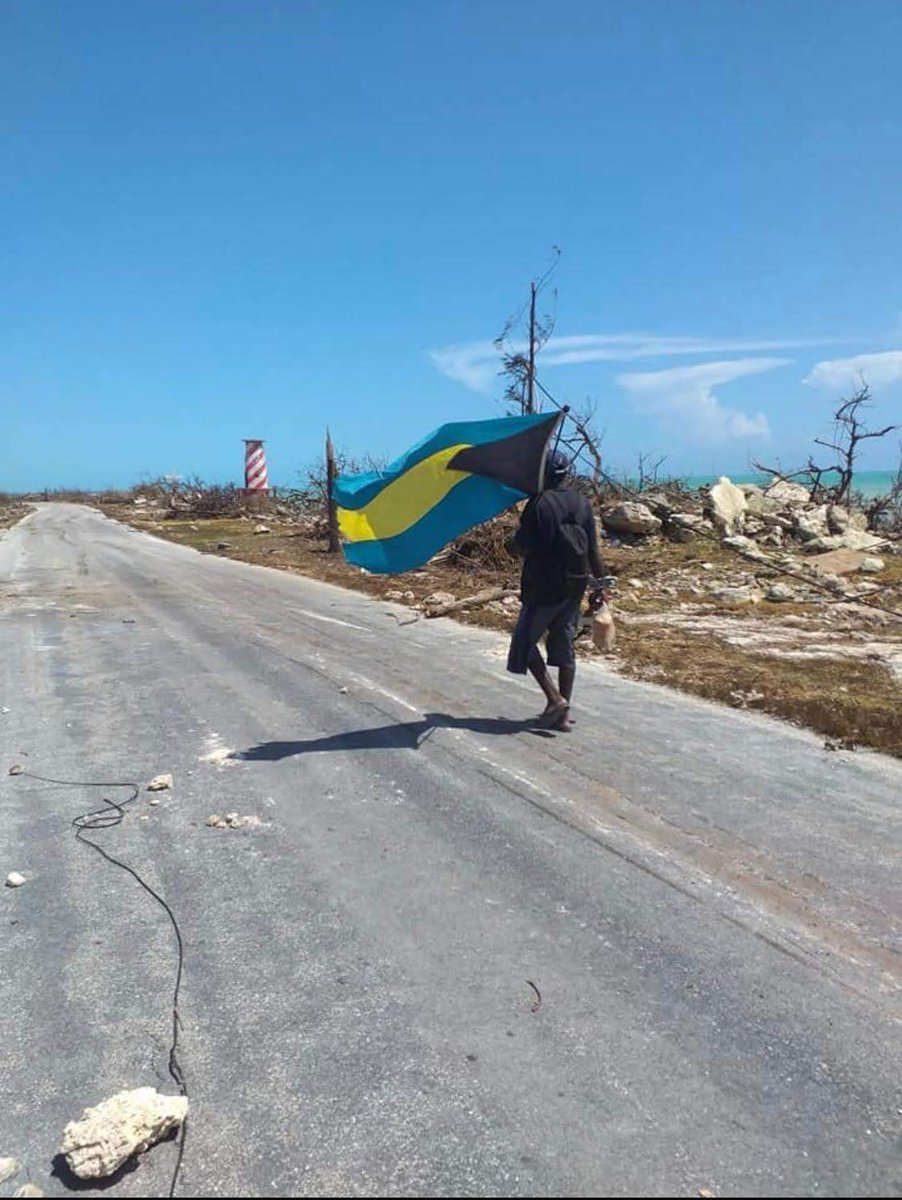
<box><xmin>447</xmin><ymin>413</ymin><xmax>559</xmax><ymax>496</ymax></box>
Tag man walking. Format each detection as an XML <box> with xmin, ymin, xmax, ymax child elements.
<box><xmin>507</xmin><ymin>450</ymin><xmax>605</xmax><ymax>732</ymax></box>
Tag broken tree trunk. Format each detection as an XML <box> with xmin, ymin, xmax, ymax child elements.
<box><xmin>325</xmin><ymin>429</ymin><xmax>341</xmax><ymax>554</ymax></box>
<box><xmin>425</xmin><ymin>586</ymin><xmax>516</xmax><ymax>618</ymax></box>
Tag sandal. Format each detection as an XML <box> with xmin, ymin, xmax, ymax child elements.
<box><xmin>536</xmin><ymin>701</ymin><xmax>570</xmax><ymax>730</ymax></box>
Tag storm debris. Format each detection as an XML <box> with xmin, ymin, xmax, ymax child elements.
<box><xmin>206</xmin><ymin>812</ymin><xmax>264</xmax><ymax>830</ymax></box>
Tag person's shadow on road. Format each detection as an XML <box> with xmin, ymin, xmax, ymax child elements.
<box><xmin>239</xmin><ymin>713</ymin><xmax>548</xmax><ymax>761</ymax></box>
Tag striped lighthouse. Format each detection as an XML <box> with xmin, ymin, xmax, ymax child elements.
<box><xmin>243</xmin><ymin>440</ymin><xmax>269</xmax><ymax>492</ymax></box>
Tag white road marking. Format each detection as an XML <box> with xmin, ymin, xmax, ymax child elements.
<box><xmin>346</xmin><ymin>672</ymin><xmax>421</xmax><ymax>714</ymax></box>
<box><xmin>290</xmin><ymin>608</ymin><xmax>371</xmax><ymax>633</ymax></box>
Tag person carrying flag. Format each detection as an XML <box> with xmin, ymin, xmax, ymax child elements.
<box><xmin>507</xmin><ymin>450</ymin><xmax>606</xmax><ymax>732</ymax></box>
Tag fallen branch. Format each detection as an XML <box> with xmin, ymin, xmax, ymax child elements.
<box><xmin>425</xmin><ymin>586</ymin><xmax>516</xmax><ymax>618</ymax></box>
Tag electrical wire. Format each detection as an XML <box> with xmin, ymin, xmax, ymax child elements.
<box><xmin>10</xmin><ymin>769</ymin><xmax>188</xmax><ymax>1198</ymax></box>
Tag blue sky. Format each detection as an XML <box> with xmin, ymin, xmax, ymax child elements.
<box><xmin>3</xmin><ymin>0</ymin><xmax>901</xmax><ymax>491</ymax></box>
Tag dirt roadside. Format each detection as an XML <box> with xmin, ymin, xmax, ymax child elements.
<box><xmin>97</xmin><ymin>501</ymin><xmax>902</xmax><ymax>758</ymax></box>
<box><xmin>0</xmin><ymin>500</ymin><xmax>33</xmax><ymax>534</ymax></box>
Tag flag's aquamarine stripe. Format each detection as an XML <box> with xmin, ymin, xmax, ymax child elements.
<box><xmin>341</xmin><ymin>473</ymin><xmax>524</xmax><ymax>574</ymax></box>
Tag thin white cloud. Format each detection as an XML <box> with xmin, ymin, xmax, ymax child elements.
<box><xmin>804</xmin><ymin>350</ymin><xmax>902</xmax><ymax>392</ymax></box>
<box><xmin>431</xmin><ymin>333</ymin><xmax>826</xmax><ymax>393</ymax></box>
<box><xmin>430</xmin><ymin>340</ymin><xmax>500</xmax><ymax>393</ymax></box>
<box><xmin>616</xmin><ymin>358</ymin><xmax>789</xmax><ymax>440</ymax></box>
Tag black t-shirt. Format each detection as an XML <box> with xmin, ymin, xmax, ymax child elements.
<box><xmin>514</xmin><ymin>487</ymin><xmax>604</xmax><ymax>603</ymax></box>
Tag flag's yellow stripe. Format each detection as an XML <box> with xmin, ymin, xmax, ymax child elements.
<box><xmin>338</xmin><ymin>443</ymin><xmax>470</xmax><ymax>543</ymax></box>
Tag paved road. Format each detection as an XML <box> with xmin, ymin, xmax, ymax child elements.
<box><xmin>1</xmin><ymin>503</ymin><xmax>900</xmax><ymax>1198</ymax></box>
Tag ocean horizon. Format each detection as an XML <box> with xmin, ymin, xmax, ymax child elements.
<box><xmin>657</xmin><ymin>469</ymin><xmax>897</xmax><ymax>501</ymax></box>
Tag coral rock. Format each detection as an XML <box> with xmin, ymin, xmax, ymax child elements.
<box><xmin>60</xmin><ymin>1088</ymin><xmax>187</xmax><ymax>1180</ymax></box>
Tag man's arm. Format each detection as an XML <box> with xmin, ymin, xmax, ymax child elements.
<box><xmin>514</xmin><ymin>497</ymin><xmax>540</xmax><ymax>555</ymax></box>
<box><xmin>583</xmin><ymin>504</ymin><xmax>605</xmax><ymax>580</ymax></box>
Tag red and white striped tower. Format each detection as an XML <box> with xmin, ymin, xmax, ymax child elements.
<box><xmin>243</xmin><ymin>439</ymin><xmax>269</xmax><ymax>492</ymax></box>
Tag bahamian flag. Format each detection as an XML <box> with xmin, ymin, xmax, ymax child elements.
<box><xmin>334</xmin><ymin>412</ymin><xmax>560</xmax><ymax>574</ymax></box>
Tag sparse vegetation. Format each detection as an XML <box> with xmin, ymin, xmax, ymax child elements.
<box><xmin>753</xmin><ymin>383</ymin><xmax>901</xmax><ymax>530</ymax></box>
<box><xmin>88</xmin><ymin>469</ymin><xmax>901</xmax><ymax>758</ymax></box>
<box><xmin>5</xmin><ymin>442</ymin><xmax>900</xmax><ymax>759</ymax></box>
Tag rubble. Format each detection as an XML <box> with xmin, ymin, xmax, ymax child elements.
<box><xmin>666</xmin><ymin>512</ymin><xmax>712</xmax><ymax>542</ymax></box>
<box><xmin>601</xmin><ymin>502</ymin><xmax>662</xmax><ymax>536</ymax></box>
<box><xmin>707</xmin><ymin>477</ymin><xmax>748</xmax><ymax>536</ymax></box>
<box><xmin>861</xmin><ymin>556</ymin><xmax>885</xmax><ymax>573</ymax></box>
<box><xmin>423</xmin><ymin>591</ymin><xmax>455</xmax><ymax>609</ymax></box>
<box><xmin>5</xmin><ymin>873</ymin><xmax>26</xmax><ymax>888</ymax></box>
<box><xmin>721</xmin><ymin>535</ymin><xmax>767</xmax><ymax>560</ymax></box>
<box><xmin>767</xmin><ymin>583</ymin><xmax>796</xmax><ymax>602</ymax></box>
<box><xmin>803</xmin><ymin>530</ymin><xmax>888</xmax><ymax>553</ymax></box>
<box><xmin>147</xmin><ymin>774</ymin><xmax>173</xmax><ymax>792</ymax></box>
<box><xmin>792</xmin><ymin>504</ymin><xmax>831</xmax><ymax>541</ymax></box>
<box><xmin>60</xmin><ymin>1088</ymin><xmax>188</xmax><ymax>1180</ymax></box>
<box><xmin>207</xmin><ymin>812</ymin><xmax>264</xmax><ymax>830</ymax></box>
<box><xmin>820</xmin><ymin>573</ymin><xmax>847</xmax><ymax>594</ymax></box>
<box><xmin>596</xmin><ymin>478</ymin><xmax>900</xmax><ymax>590</ymax></box>
<box><xmin>711</xmin><ymin>585</ymin><xmax>764</xmax><ymax>604</ymax></box>
<box><xmin>764</xmin><ymin>479</ymin><xmax>811</xmax><ymax>506</ymax></box>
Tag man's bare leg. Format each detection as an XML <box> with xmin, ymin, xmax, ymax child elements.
<box><xmin>554</xmin><ymin>664</ymin><xmax>575</xmax><ymax>730</ymax></box>
<box><xmin>528</xmin><ymin>648</ymin><xmax>566</xmax><ymax>711</ymax></box>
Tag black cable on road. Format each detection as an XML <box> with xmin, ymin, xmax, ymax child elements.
<box><xmin>9</xmin><ymin>768</ymin><xmax>188</xmax><ymax>1199</ymax></box>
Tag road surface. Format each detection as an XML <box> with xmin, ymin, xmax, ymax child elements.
<box><xmin>1</xmin><ymin>503</ymin><xmax>900</xmax><ymax>1198</ymax></box>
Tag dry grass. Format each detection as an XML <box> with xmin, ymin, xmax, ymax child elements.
<box><xmin>103</xmin><ymin>503</ymin><xmax>902</xmax><ymax>759</ymax></box>
<box><xmin>0</xmin><ymin>498</ymin><xmax>33</xmax><ymax>533</ymax></box>
<box><xmin>615</xmin><ymin>622</ymin><xmax>902</xmax><ymax>756</ymax></box>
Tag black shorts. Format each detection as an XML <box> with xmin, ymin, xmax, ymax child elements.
<box><xmin>507</xmin><ymin>596</ymin><xmax>582</xmax><ymax>674</ymax></box>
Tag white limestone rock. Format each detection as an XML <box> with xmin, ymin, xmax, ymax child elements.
<box><xmin>60</xmin><ymin>1088</ymin><xmax>188</xmax><ymax>1180</ymax></box>
<box><xmin>601</xmin><ymin>502</ymin><xmax>662</xmax><ymax>537</ymax></box>
<box><xmin>707</xmin><ymin>477</ymin><xmax>747</xmax><ymax>536</ymax></box>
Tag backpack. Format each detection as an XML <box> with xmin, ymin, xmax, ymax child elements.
<box><xmin>544</xmin><ymin>491</ymin><xmax>590</xmax><ymax>599</ymax></box>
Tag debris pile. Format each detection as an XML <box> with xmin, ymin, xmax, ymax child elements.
<box><xmin>597</xmin><ymin>475</ymin><xmax>896</xmax><ymax>607</ymax></box>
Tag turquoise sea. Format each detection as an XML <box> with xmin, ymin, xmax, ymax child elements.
<box><xmin>678</xmin><ymin>469</ymin><xmax>896</xmax><ymax>501</ymax></box>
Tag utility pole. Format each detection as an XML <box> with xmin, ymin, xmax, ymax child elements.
<box><xmin>526</xmin><ymin>279</ymin><xmax>537</xmax><ymax>415</ymax></box>
<box><xmin>325</xmin><ymin>428</ymin><xmax>341</xmax><ymax>553</ymax></box>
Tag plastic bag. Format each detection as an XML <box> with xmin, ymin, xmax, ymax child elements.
<box><xmin>591</xmin><ymin>600</ymin><xmax>616</xmax><ymax>653</ymax></box>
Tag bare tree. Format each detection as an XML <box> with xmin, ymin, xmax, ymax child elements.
<box><xmin>635</xmin><ymin>451</ymin><xmax>669</xmax><ymax>492</ymax></box>
<box><xmin>493</xmin><ymin>256</ymin><xmax>612</xmax><ymax>501</ymax></box>
<box><xmin>556</xmin><ymin>397</ymin><xmax>606</xmax><ymax>497</ymax></box>
<box><xmin>495</xmin><ymin>249</ymin><xmax>560</xmax><ymax>415</ymax></box>
<box><xmin>811</xmin><ymin>382</ymin><xmax>898</xmax><ymax>506</ymax></box>
<box><xmin>753</xmin><ymin>381</ymin><xmax>899</xmax><ymax>511</ymax></box>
